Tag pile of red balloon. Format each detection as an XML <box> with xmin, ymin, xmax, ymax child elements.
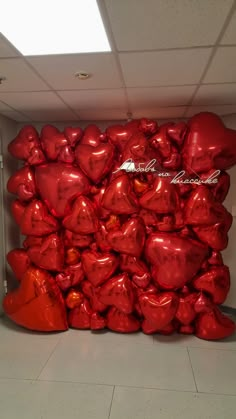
<box><xmin>3</xmin><ymin>112</ymin><xmax>236</xmax><ymax>340</ymax></box>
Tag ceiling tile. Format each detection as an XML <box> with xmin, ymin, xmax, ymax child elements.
<box><xmin>0</xmin><ymin>91</ymin><xmax>67</xmax><ymax>111</ymax></box>
<box><xmin>0</xmin><ymin>100</ymin><xmax>12</xmax><ymax>111</ymax></box>
<box><xmin>193</xmin><ymin>84</ymin><xmax>236</xmax><ymax>105</ymax></box>
<box><xmin>24</xmin><ymin>109</ymin><xmax>78</xmax><ymax>122</ymax></box>
<box><xmin>131</xmin><ymin>106</ymin><xmax>187</xmax><ymax>119</ymax></box>
<box><xmin>185</xmin><ymin>104</ymin><xmax>236</xmax><ymax>117</ymax></box>
<box><xmin>127</xmin><ymin>85</ymin><xmax>195</xmax><ymax>107</ymax></box>
<box><xmin>27</xmin><ymin>53</ymin><xmax>123</xmax><ymax>90</ymax></box>
<box><xmin>0</xmin><ymin>58</ymin><xmax>48</xmax><ymax>91</ymax></box>
<box><xmin>0</xmin><ymin>110</ymin><xmax>30</xmax><ymax>122</ymax></box>
<box><xmin>0</xmin><ymin>34</ymin><xmax>20</xmax><ymax>57</ymax></box>
<box><xmin>105</xmin><ymin>0</ymin><xmax>233</xmax><ymax>50</ymax></box>
<box><xmin>203</xmin><ymin>47</ymin><xmax>236</xmax><ymax>83</ymax></box>
<box><xmin>221</xmin><ymin>10</ymin><xmax>236</xmax><ymax>44</ymax></box>
<box><xmin>77</xmin><ymin>109</ymin><xmax>128</xmax><ymax>120</ymax></box>
<box><xmin>58</xmin><ymin>89</ymin><xmax>127</xmax><ymax>110</ymax></box>
<box><xmin>119</xmin><ymin>49</ymin><xmax>212</xmax><ymax>87</ymax></box>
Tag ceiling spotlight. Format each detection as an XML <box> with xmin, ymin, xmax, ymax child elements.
<box><xmin>74</xmin><ymin>71</ymin><xmax>91</xmax><ymax>80</ymax></box>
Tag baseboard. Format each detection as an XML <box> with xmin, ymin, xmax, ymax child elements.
<box><xmin>221</xmin><ymin>305</ymin><xmax>236</xmax><ymax>318</ymax></box>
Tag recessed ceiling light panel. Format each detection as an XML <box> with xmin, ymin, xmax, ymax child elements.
<box><xmin>0</xmin><ymin>0</ymin><xmax>111</xmax><ymax>55</ymax></box>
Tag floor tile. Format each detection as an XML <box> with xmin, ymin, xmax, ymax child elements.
<box><xmin>0</xmin><ymin>379</ymin><xmax>113</xmax><ymax>419</ymax></box>
<box><xmin>0</xmin><ymin>318</ymin><xmax>60</xmax><ymax>379</ymax></box>
<box><xmin>39</xmin><ymin>338</ymin><xmax>195</xmax><ymax>391</ymax></box>
<box><xmin>153</xmin><ymin>332</ymin><xmax>236</xmax><ymax>351</ymax></box>
<box><xmin>109</xmin><ymin>386</ymin><xmax>236</xmax><ymax>419</ymax></box>
<box><xmin>189</xmin><ymin>347</ymin><xmax>236</xmax><ymax>395</ymax></box>
<box><xmin>61</xmin><ymin>328</ymin><xmax>154</xmax><ymax>345</ymax></box>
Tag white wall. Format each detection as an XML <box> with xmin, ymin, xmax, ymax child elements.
<box><xmin>0</xmin><ymin>114</ymin><xmax>18</xmax><ymax>314</ymax></box>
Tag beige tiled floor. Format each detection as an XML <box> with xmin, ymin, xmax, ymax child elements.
<box><xmin>0</xmin><ymin>316</ymin><xmax>236</xmax><ymax>418</ymax></box>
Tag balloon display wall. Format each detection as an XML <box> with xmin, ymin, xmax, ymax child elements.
<box><xmin>3</xmin><ymin>112</ymin><xmax>236</xmax><ymax>339</ymax></box>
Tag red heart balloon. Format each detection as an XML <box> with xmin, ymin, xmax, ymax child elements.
<box><xmin>20</xmin><ymin>200</ymin><xmax>59</xmax><ymax>236</ymax></box>
<box><xmin>107</xmin><ymin>217</ymin><xmax>145</xmax><ymax>257</ymax></box>
<box><xmin>75</xmin><ymin>143</ymin><xmax>115</xmax><ymax>183</ymax></box>
<box><xmin>68</xmin><ymin>299</ymin><xmax>92</xmax><ymax>329</ymax></box>
<box><xmin>146</xmin><ymin>233</ymin><xmax>208</xmax><ymax>289</ymax></box>
<box><xmin>167</xmin><ymin>122</ymin><xmax>187</xmax><ymax>146</ymax></box>
<box><xmin>139</xmin><ymin>118</ymin><xmax>158</xmax><ymax>135</ymax></box>
<box><xmin>80</xmin><ymin>124</ymin><xmax>101</xmax><ymax>147</ymax></box>
<box><xmin>139</xmin><ymin>177</ymin><xmax>179</xmax><ymax>213</ymax></box>
<box><xmin>179</xmin><ymin>325</ymin><xmax>195</xmax><ymax>335</ymax></box>
<box><xmin>149</xmin><ymin>123</ymin><xmax>172</xmax><ymax>159</ymax></box>
<box><xmin>208</xmin><ymin>251</ymin><xmax>223</xmax><ymax>265</ymax></box>
<box><xmin>193</xmin><ymin>213</ymin><xmax>232</xmax><ymax>251</ymax></box>
<box><xmin>193</xmin><ymin>266</ymin><xmax>230</xmax><ymax>304</ymax></box>
<box><xmin>106</xmin><ymin>122</ymin><xmax>140</xmax><ymax>152</ymax></box>
<box><xmin>195</xmin><ymin>307</ymin><xmax>235</xmax><ymax>340</ymax></box>
<box><xmin>183</xmin><ymin>112</ymin><xmax>236</xmax><ymax>173</ymax></box>
<box><xmin>40</xmin><ymin>125</ymin><xmax>68</xmax><ymax>161</ymax></box>
<box><xmin>23</xmin><ymin>236</ymin><xmax>43</xmax><ymax>249</ymax></box>
<box><xmin>3</xmin><ymin>267</ymin><xmax>68</xmax><ymax>331</ymax></box>
<box><xmin>102</xmin><ymin>174</ymin><xmax>138</xmax><ymax>214</ymax></box>
<box><xmin>175</xmin><ymin>293</ymin><xmax>198</xmax><ymax>326</ymax></box>
<box><xmin>91</xmin><ymin>312</ymin><xmax>106</xmax><ymax>330</ymax></box>
<box><xmin>82</xmin><ymin>281</ymin><xmax>107</xmax><ymax>312</ymax></box>
<box><xmin>7</xmin><ymin>249</ymin><xmax>31</xmax><ymax>281</ymax></box>
<box><xmin>139</xmin><ymin>292</ymin><xmax>179</xmax><ymax>331</ymax></box>
<box><xmin>27</xmin><ymin>233</ymin><xmax>64</xmax><ymax>271</ymax></box>
<box><xmin>8</xmin><ymin>126</ymin><xmax>40</xmax><ymax>160</ymax></box>
<box><xmin>107</xmin><ymin>307</ymin><xmax>140</xmax><ymax>333</ymax></box>
<box><xmin>58</xmin><ymin>145</ymin><xmax>75</xmax><ymax>163</ymax></box>
<box><xmin>185</xmin><ymin>186</ymin><xmax>229</xmax><ymax>226</ymax></box>
<box><xmin>65</xmin><ymin>289</ymin><xmax>84</xmax><ymax>309</ymax></box>
<box><xmin>81</xmin><ymin>250</ymin><xmax>119</xmax><ymax>287</ymax></box>
<box><xmin>11</xmin><ymin>200</ymin><xmax>26</xmax><ymax>225</ymax></box>
<box><xmin>7</xmin><ymin>166</ymin><xmax>36</xmax><ymax>201</ymax></box>
<box><xmin>99</xmin><ymin>273</ymin><xmax>134</xmax><ymax>314</ymax></box>
<box><xmin>35</xmin><ymin>163</ymin><xmax>90</xmax><ymax>218</ymax></box>
<box><xmin>64</xmin><ymin>126</ymin><xmax>83</xmax><ymax>147</ymax></box>
<box><xmin>63</xmin><ymin>196</ymin><xmax>98</xmax><ymax>234</ymax></box>
<box><xmin>55</xmin><ymin>263</ymin><xmax>84</xmax><ymax>291</ymax></box>
<box><xmin>122</xmin><ymin>131</ymin><xmax>155</xmax><ymax>164</ymax></box>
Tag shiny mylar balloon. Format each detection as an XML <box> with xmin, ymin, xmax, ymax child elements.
<box><xmin>183</xmin><ymin>112</ymin><xmax>236</xmax><ymax>173</ymax></box>
<box><xmin>3</xmin><ymin>267</ymin><xmax>68</xmax><ymax>331</ymax></box>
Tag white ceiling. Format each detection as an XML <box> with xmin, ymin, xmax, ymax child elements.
<box><xmin>1</xmin><ymin>0</ymin><xmax>236</xmax><ymax>122</ymax></box>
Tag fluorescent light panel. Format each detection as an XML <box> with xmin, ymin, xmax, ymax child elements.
<box><xmin>0</xmin><ymin>0</ymin><xmax>111</xmax><ymax>55</ymax></box>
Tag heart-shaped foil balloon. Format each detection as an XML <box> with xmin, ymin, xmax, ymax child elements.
<box><xmin>35</xmin><ymin>163</ymin><xmax>90</xmax><ymax>218</ymax></box>
<box><xmin>183</xmin><ymin>112</ymin><xmax>236</xmax><ymax>173</ymax></box>
<box><xmin>139</xmin><ymin>292</ymin><xmax>179</xmax><ymax>332</ymax></box>
<box><xmin>63</xmin><ymin>196</ymin><xmax>99</xmax><ymax>234</ymax></box>
<box><xmin>99</xmin><ymin>273</ymin><xmax>134</xmax><ymax>314</ymax></box>
<box><xmin>192</xmin><ymin>265</ymin><xmax>230</xmax><ymax>304</ymax></box>
<box><xmin>3</xmin><ymin>267</ymin><xmax>68</xmax><ymax>331</ymax></box>
<box><xmin>7</xmin><ymin>166</ymin><xmax>36</xmax><ymax>201</ymax></box>
<box><xmin>4</xmin><ymin>116</ymin><xmax>236</xmax><ymax>340</ymax></box>
<box><xmin>7</xmin><ymin>249</ymin><xmax>31</xmax><ymax>281</ymax></box>
<box><xmin>81</xmin><ymin>250</ymin><xmax>119</xmax><ymax>287</ymax></box>
<box><xmin>27</xmin><ymin>233</ymin><xmax>64</xmax><ymax>271</ymax></box>
<box><xmin>107</xmin><ymin>217</ymin><xmax>145</xmax><ymax>257</ymax></box>
<box><xmin>146</xmin><ymin>233</ymin><xmax>208</xmax><ymax>289</ymax></box>
<box><xmin>75</xmin><ymin>143</ymin><xmax>115</xmax><ymax>183</ymax></box>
